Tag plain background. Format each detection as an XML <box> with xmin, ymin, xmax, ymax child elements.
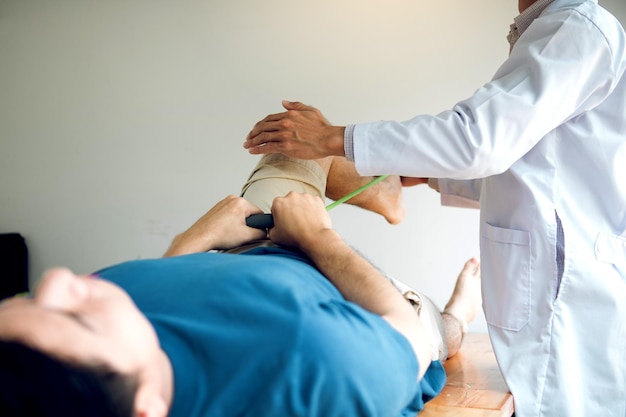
<box><xmin>1</xmin><ymin>0</ymin><xmax>624</xmax><ymax>332</ymax></box>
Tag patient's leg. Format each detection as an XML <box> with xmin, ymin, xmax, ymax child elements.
<box><xmin>389</xmin><ymin>257</ymin><xmax>481</xmax><ymax>361</ymax></box>
<box><xmin>441</xmin><ymin>257</ymin><xmax>482</xmax><ymax>358</ymax></box>
<box><xmin>241</xmin><ymin>155</ymin><xmax>405</xmax><ymax>225</ymax></box>
<box><xmin>325</xmin><ymin>157</ymin><xmax>405</xmax><ymax>224</ymax></box>
<box><xmin>240</xmin><ymin>154</ymin><xmax>331</xmax><ymax>213</ymax></box>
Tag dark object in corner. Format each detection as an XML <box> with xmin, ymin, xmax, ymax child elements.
<box><xmin>0</xmin><ymin>233</ymin><xmax>29</xmax><ymax>300</ymax></box>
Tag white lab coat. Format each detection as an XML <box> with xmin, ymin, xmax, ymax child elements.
<box><xmin>352</xmin><ymin>1</ymin><xmax>626</xmax><ymax>416</ymax></box>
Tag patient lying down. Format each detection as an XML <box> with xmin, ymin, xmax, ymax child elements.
<box><xmin>0</xmin><ymin>155</ymin><xmax>481</xmax><ymax>417</ymax></box>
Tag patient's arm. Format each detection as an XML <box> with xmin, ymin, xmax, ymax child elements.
<box><xmin>269</xmin><ymin>192</ymin><xmax>432</xmax><ymax>379</ymax></box>
<box><xmin>164</xmin><ymin>196</ymin><xmax>266</xmax><ymax>257</ymax></box>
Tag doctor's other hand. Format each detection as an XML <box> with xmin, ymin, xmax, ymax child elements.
<box><xmin>244</xmin><ymin>100</ymin><xmax>346</xmax><ymax>159</ymax></box>
<box><xmin>400</xmin><ymin>177</ymin><xmax>429</xmax><ymax>187</ymax></box>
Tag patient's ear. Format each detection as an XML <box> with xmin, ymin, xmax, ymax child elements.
<box><xmin>134</xmin><ymin>384</ymin><xmax>168</xmax><ymax>417</ymax></box>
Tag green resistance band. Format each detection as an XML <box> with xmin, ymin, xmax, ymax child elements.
<box><xmin>324</xmin><ymin>174</ymin><xmax>389</xmax><ymax>210</ymax></box>
<box><xmin>245</xmin><ymin>175</ymin><xmax>390</xmax><ymax>229</ymax></box>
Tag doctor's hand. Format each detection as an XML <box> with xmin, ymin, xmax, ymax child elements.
<box><xmin>243</xmin><ymin>101</ymin><xmax>346</xmax><ymax>160</ymax></box>
<box><xmin>268</xmin><ymin>192</ymin><xmax>334</xmax><ymax>251</ymax></box>
<box><xmin>400</xmin><ymin>177</ymin><xmax>429</xmax><ymax>187</ymax></box>
<box><xmin>164</xmin><ymin>196</ymin><xmax>266</xmax><ymax>257</ymax></box>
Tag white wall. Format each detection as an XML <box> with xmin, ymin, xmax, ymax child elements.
<box><xmin>1</xmin><ymin>0</ymin><xmax>624</xmax><ymax>333</ymax></box>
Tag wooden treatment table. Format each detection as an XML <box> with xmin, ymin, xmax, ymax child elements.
<box><xmin>419</xmin><ymin>333</ymin><xmax>515</xmax><ymax>417</ymax></box>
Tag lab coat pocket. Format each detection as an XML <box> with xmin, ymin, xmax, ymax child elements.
<box><xmin>481</xmin><ymin>223</ymin><xmax>531</xmax><ymax>332</ymax></box>
<box><xmin>594</xmin><ymin>232</ymin><xmax>626</xmax><ymax>268</ymax></box>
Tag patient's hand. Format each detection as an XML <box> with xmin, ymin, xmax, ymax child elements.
<box><xmin>164</xmin><ymin>196</ymin><xmax>266</xmax><ymax>257</ymax></box>
<box><xmin>268</xmin><ymin>192</ymin><xmax>333</xmax><ymax>251</ymax></box>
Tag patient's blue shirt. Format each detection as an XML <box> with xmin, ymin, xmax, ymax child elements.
<box><xmin>97</xmin><ymin>246</ymin><xmax>445</xmax><ymax>417</ymax></box>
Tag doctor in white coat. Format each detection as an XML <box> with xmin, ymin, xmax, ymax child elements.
<box><xmin>244</xmin><ymin>0</ymin><xmax>626</xmax><ymax>416</ymax></box>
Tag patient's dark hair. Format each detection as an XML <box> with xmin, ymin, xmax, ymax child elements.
<box><xmin>0</xmin><ymin>340</ymin><xmax>138</xmax><ymax>417</ymax></box>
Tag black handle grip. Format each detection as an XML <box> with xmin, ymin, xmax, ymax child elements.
<box><xmin>245</xmin><ymin>213</ymin><xmax>274</xmax><ymax>229</ymax></box>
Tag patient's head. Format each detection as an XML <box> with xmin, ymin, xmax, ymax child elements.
<box><xmin>0</xmin><ymin>340</ymin><xmax>137</xmax><ymax>416</ymax></box>
<box><xmin>0</xmin><ymin>268</ymin><xmax>171</xmax><ymax>417</ymax></box>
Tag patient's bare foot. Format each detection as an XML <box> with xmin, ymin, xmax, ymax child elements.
<box><xmin>325</xmin><ymin>157</ymin><xmax>406</xmax><ymax>224</ymax></box>
<box><xmin>443</xmin><ymin>257</ymin><xmax>482</xmax><ymax>332</ymax></box>
<box><xmin>441</xmin><ymin>257</ymin><xmax>482</xmax><ymax>358</ymax></box>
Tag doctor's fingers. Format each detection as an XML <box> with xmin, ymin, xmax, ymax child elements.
<box><xmin>282</xmin><ymin>100</ymin><xmax>318</xmax><ymax>111</ymax></box>
<box><xmin>247</xmin><ymin>103</ymin><xmax>326</xmax><ymax>141</ymax></box>
<box><xmin>282</xmin><ymin>101</ymin><xmax>329</xmax><ymax>122</ymax></box>
<box><xmin>244</xmin><ymin>133</ymin><xmax>323</xmax><ymax>159</ymax></box>
<box><xmin>246</xmin><ymin>110</ymin><xmax>292</xmax><ymax>140</ymax></box>
<box><xmin>246</xmin><ymin>117</ymin><xmax>288</xmax><ymax>144</ymax></box>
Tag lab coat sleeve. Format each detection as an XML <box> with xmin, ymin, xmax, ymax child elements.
<box><xmin>436</xmin><ymin>178</ymin><xmax>481</xmax><ymax>209</ymax></box>
<box><xmin>352</xmin><ymin>8</ymin><xmax>621</xmax><ymax>180</ymax></box>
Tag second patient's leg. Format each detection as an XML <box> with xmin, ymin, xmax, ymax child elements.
<box><xmin>441</xmin><ymin>257</ymin><xmax>482</xmax><ymax>358</ymax></box>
